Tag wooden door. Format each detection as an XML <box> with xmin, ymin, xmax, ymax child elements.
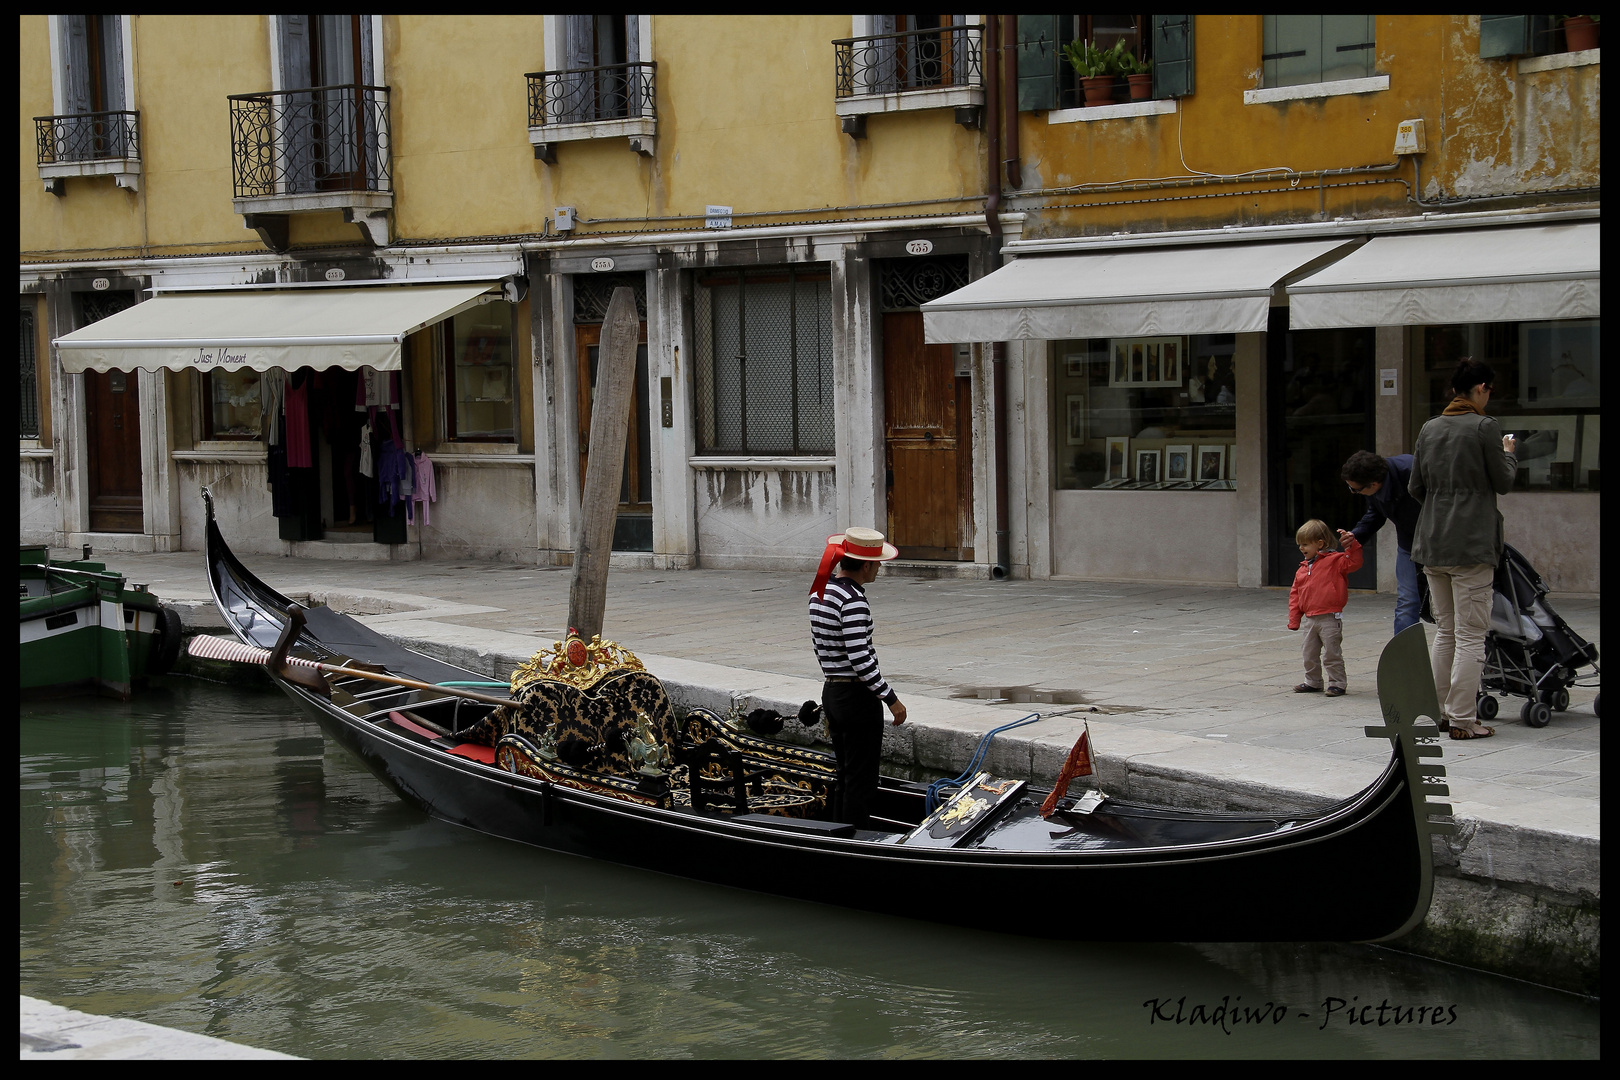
<box><xmin>883</xmin><ymin>312</ymin><xmax>972</xmax><ymax>560</ymax></box>
<box><xmin>576</xmin><ymin>322</ymin><xmax>653</xmax><ymax>551</ymax></box>
<box><xmin>84</xmin><ymin>369</ymin><xmax>144</xmax><ymax>532</ymax></box>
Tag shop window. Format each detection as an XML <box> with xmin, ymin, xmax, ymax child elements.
<box><xmin>20</xmin><ymin>306</ymin><xmax>40</xmax><ymax>440</ymax></box>
<box><xmin>1052</xmin><ymin>335</ymin><xmax>1237</xmax><ymax>490</ymax></box>
<box><xmin>694</xmin><ymin>267</ymin><xmax>835</xmax><ymax>456</ymax></box>
<box><xmin>1410</xmin><ymin>320</ymin><xmax>1600</xmax><ymax>492</ymax></box>
<box><xmin>442</xmin><ymin>303</ymin><xmax>517</xmax><ymax>442</ymax></box>
<box><xmin>1262</xmin><ymin>16</ymin><xmax>1375</xmax><ymax>88</ymax></box>
<box><xmin>202</xmin><ymin>369</ymin><xmax>263</xmax><ymax>440</ymax></box>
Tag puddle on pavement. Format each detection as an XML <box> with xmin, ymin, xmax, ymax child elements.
<box><xmin>949</xmin><ymin>686</ymin><xmax>1145</xmax><ymax>715</ymax></box>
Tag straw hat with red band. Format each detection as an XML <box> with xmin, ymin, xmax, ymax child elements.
<box><xmin>810</xmin><ymin>526</ymin><xmax>898</xmax><ymax>598</ymax></box>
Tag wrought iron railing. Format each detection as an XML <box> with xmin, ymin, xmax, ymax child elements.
<box><xmin>526</xmin><ymin>62</ymin><xmax>657</xmax><ymax>126</ymax></box>
<box><xmin>834</xmin><ymin>24</ymin><xmax>983</xmax><ymax>97</ymax></box>
<box><xmin>35</xmin><ymin>110</ymin><xmax>140</xmax><ymax>164</ymax></box>
<box><xmin>228</xmin><ymin>84</ymin><xmax>391</xmax><ymax>199</ymax></box>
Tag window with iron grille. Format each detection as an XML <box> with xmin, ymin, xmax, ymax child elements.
<box><xmin>695</xmin><ymin>267</ymin><xmax>835</xmax><ymax>456</ymax></box>
<box><xmin>20</xmin><ymin>307</ymin><xmax>40</xmax><ymax>440</ymax></box>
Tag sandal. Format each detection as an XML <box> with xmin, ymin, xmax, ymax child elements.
<box><xmin>1293</xmin><ymin>683</ymin><xmax>1322</xmax><ymax>693</ymax></box>
<box><xmin>1449</xmin><ymin>724</ymin><xmax>1495</xmax><ymax>740</ymax></box>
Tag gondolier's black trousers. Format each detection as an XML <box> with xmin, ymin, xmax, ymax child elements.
<box><xmin>823</xmin><ymin>679</ymin><xmax>884</xmax><ymax>829</ymax></box>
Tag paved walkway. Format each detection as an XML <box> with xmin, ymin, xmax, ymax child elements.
<box><xmin>20</xmin><ymin>996</ymin><xmax>297</xmax><ymax>1059</ymax></box>
<box><xmin>82</xmin><ymin>546</ymin><xmax>1599</xmax><ymax>846</ymax></box>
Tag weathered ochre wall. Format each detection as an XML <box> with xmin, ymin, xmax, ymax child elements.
<box><xmin>20</xmin><ymin>15</ymin><xmax>272</xmax><ymax>258</ymax></box>
<box><xmin>21</xmin><ymin>16</ymin><xmax>1600</xmax><ymax>258</ymax></box>
<box><xmin>1013</xmin><ymin>15</ymin><xmax>1599</xmax><ymax>238</ymax></box>
<box><xmin>387</xmin><ymin>14</ymin><xmax>549</xmax><ymax>240</ymax></box>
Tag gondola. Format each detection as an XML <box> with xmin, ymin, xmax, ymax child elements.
<box><xmin>199</xmin><ymin>490</ymin><xmax>1454</xmax><ymax>943</ymax></box>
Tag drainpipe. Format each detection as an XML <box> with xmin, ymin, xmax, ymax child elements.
<box><xmin>984</xmin><ymin>18</ymin><xmax>1011</xmax><ymax>580</ymax></box>
<box><xmin>1002</xmin><ymin>15</ymin><xmax>1022</xmax><ymax>191</ymax></box>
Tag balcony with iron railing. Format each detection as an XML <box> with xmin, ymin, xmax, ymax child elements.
<box><xmin>833</xmin><ymin>24</ymin><xmax>985</xmax><ymax>135</ymax></box>
<box><xmin>526</xmin><ymin>62</ymin><xmax>657</xmax><ymax>162</ymax></box>
<box><xmin>227</xmin><ymin>84</ymin><xmax>393</xmax><ymax>248</ymax></box>
<box><xmin>34</xmin><ymin>110</ymin><xmax>142</xmax><ymax>194</ymax></box>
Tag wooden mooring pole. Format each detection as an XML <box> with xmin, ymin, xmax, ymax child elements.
<box><xmin>567</xmin><ymin>286</ymin><xmax>640</xmax><ymax>642</ymax></box>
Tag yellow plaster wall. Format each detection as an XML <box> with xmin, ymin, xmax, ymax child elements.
<box><xmin>387</xmin><ymin>15</ymin><xmax>549</xmax><ymax>239</ymax></box>
<box><xmin>20</xmin><ymin>15</ymin><xmax>271</xmax><ymax>259</ymax></box>
<box><xmin>1014</xmin><ymin>15</ymin><xmax>1597</xmax><ymax>238</ymax></box>
<box><xmin>20</xmin><ymin>16</ymin><xmax>1599</xmax><ymax>261</ymax></box>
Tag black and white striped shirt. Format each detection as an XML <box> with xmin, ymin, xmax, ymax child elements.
<box><xmin>809</xmin><ymin>576</ymin><xmax>897</xmax><ymax>704</ymax></box>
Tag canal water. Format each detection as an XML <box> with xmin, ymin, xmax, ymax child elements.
<box><xmin>21</xmin><ymin>678</ymin><xmax>1598</xmax><ymax>1060</ymax></box>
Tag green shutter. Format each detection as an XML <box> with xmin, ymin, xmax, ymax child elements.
<box><xmin>1478</xmin><ymin>15</ymin><xmax>1532</xmax><ymax>58</ymax></box>
<box><xmin>1152</xmin><ymin>15</ymin><xmax>1194</xmax><ymax>99</ymax></box>
<box><xmin>1017</xmin><ymin>15</ymin><xmax>1060</xmax><ymax>112</ymax></box>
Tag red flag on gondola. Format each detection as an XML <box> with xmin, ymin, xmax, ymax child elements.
<box><xmin>1039</xmin><ymin>725</ymin><xmax>1094</xmax><ymax>819</ymax></box>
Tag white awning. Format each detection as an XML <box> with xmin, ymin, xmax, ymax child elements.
<box><xmin>921</xmin><ymin>239</ymin><xmax>1355</xmax><ymax>343</ymax></box>
<box><xmin>1286</xmin><ymin>222</ymin><xmax>1600</xmax><ymax>329</ymax></box>
<box><xmin>53</xmin><ymin>282</ymin><xmax>499</xmax><ymax>373</ymax></box>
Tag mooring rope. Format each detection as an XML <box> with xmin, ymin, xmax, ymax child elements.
<box><xmin>925</xmin><ymin>712</ymin><xmax>1047</xmax><ymax>813</ymax></box>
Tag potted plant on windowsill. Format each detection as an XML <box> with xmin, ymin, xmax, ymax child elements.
<box><xmin>1562</xmin><ymin>15</ymin><xmax>1600</xmax><ymax>52</ymax></box>
<box><xmin>1121</xmin><ymin>52</ymin><xmax>1154</xmax><ymax>100</ymax></box>
<box><xmin>1063</xmin><ymin>38</ymin><xmax>1123</xmax><ymax>106</ymax></box>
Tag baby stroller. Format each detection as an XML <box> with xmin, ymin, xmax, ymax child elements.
<box><xmin>1470</xmin><ymin>545</ymin><xmax>1600</xmax><ymax>726</ymax></box>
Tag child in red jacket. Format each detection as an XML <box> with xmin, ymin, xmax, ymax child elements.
<box><xmin>1288</xmin><ymin>520</ymin><xmax>1363</xmax><ymax>697</ymax></box>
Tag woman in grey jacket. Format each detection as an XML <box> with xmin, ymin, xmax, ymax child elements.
<box><xmin>1409</xmin><ymin>359</ymin><xmax>1517</xmax><ymax>739</ymax></box>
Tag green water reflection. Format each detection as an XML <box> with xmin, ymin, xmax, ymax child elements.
<box><xmin>19</xmin><ymin>679</ymin><xmax>1598</xmax><ymax>1059</ymax></box>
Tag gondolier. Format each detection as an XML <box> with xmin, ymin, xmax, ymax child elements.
<box><xmin>808</xmin><ymin>527</ymin><xmax>906</xmax><ymax>828</ymax></box>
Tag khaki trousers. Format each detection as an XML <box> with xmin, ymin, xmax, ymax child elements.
<box><xmin>1300</xmin><ymin>613</ymin><xmax>1345</xmax><ymax>691</ymax></box>
<box><xmin>1424</xmin><ymin>563</ymin><xmax>1495</xmax><ymax>724</ymax></box>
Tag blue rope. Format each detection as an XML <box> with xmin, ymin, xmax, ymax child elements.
<box><xmin>925</xmin><ymin>712</ymin><xmax>1045</xmax><ymax>812</ymax></box>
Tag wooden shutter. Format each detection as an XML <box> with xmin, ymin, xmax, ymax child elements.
<box><xmin>1016</xmin><ymin>15</ymin><xmax>1060</xmax><ymax>112</ymax></box>
<box><xmin>61</xmin><ymin>15</ymin><xmax>93</xmax><ymax>115</ymax></box>
<box><xmin>280</xmin><ymin>15</ymin><xmax>312</xmax><ymax>88</ymax></box>
<box><xmin>99</xmin><ymin>16</ymin><xmax>125</xmax><ymax>112</ymax></box>
<box><xmin>1152</xmin><ymin>15</ymin><xmax>1194</xmax><ymax>99</ymax></box>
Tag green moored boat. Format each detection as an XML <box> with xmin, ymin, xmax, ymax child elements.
<box><xmin>19</xmin><ymin>545</ymin><xmax>183</xmax><ymax>700</ymax></box>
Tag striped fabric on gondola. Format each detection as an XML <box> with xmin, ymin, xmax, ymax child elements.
<box><xmin>187</xmin><ymin>634</ymin><xmax>321</xmax><ymax>668</ymax></box>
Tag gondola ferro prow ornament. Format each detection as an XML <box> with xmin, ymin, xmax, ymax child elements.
<box><xmin>1363</xmin><ymin>622</ymin><xmax>1457</xmax><ymax>942</ymax></box>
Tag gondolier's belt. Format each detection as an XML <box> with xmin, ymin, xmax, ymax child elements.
<box><xmin>823</xmin><ymin>675</ymin><xmax>862</xmax><ymax>683</ymax></box>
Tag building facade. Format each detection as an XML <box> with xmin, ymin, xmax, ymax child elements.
<box><xmin>20</xmin><ymin>16</ymin><xmax>1600</xmax><ymax>592</ymax></box>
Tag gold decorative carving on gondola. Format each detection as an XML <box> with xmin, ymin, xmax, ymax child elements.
<box><xmin>509</xmin><ymin>632</ymin><xmax>648</xmax><ymax>694</ymax></box>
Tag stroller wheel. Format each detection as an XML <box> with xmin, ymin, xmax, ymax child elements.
<box><xmin>1520</xmin><ymin>699</ymin><xmax>1552</xmax><ymax>728</ymax></box>
<box><xmin>1544</xmin><ymin>688</ymin><xmax>1570</xmax><ymax>713</ymax></box>
<box><xmin>1476</xmin><ymin>694</ymin><xmax>1499</xmax><ymax>721</ymax></box>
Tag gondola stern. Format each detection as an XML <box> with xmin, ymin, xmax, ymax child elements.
<box><xmin>1359</xmin><ymin>624</ymin><xmax>1455</xmax><ymax>942</ymax></box>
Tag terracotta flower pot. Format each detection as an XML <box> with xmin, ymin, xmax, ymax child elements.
<box><xmin>1127</xmin><ymin>73</ymin><xmax>1154</xmax><ymax>100</ymax></box>
<box><xmin>1081</xmin><ymin>75</ymin><xmax>1114</xmax><ymax>107</ymax></box>
<box><xmin>1564</xmin><ymin>16</ymin><xmax>1599</xmax><ymax>52</ymax></box>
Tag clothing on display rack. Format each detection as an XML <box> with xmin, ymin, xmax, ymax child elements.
<box><xmin>376</xmin><ymin>440</ymin><xmax>414</xmax><ymax>518</ymax></box>
<box><xmin>259</xmin><ymin>369</ymin><xmax>287</xmax><ymax>446</ymax></box>
<box><xmin>357</xmin><ymin>367</ymin><xmax>404</xmax><ymax>445</ymax></box>
<box><xmin>407</xmin><ymin>451</ymin><xmax>437</xmax><ymax>525</ymax></box>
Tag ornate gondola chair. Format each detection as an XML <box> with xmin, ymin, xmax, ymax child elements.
<box><xmin>466</xmin><ymin>633</ymin><xmax>679</xmax><ymax>807</ymax></box>
<box><xmin>467</xmin><ymin>632</ymin><xmax>834</xmax><ymax>818</ymax></box>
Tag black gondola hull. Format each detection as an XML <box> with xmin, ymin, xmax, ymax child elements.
<box><xmin>281</xmin><ymin>680</ymin><xmax>1427</xmax><ymax>942</ymax></box>
<box><xmin>206</xmin><ymin>490</ymin><xmax>1447</xmax><ymax>944</ymax></box>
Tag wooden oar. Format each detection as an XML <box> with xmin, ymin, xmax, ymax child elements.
<box><xmin>187</xmin><ymin>634</ymin><xmax>517</xmax><ymax>708</ymax></box>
